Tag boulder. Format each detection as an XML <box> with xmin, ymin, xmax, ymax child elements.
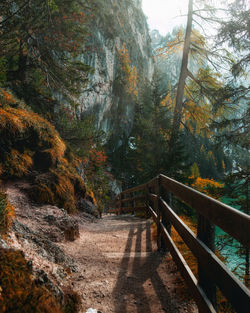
<box><xmin>44</xmin><ymin>214</ymin><xmax>80</xmax><ymax>241</ymax></box>
<box><xmin>77</xmin><ymin>199</ymin><xmax>98</xmax><ymax>217</ymax></box>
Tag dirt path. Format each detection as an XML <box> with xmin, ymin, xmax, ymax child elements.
<box><xmin>4</xmin><ymin>182</ymin><xmax>197</xmax><ymax>313</ymax></box>
<box><xmin>58</xmin><ymin>214</ymin><xmax>198</xmax><ymax>313</ymax></box>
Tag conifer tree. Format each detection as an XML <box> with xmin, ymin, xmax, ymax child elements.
<box><xmin>0</xmin><ymin>0</ymin><xmax>93</xmax><ymax>106</ymax></box>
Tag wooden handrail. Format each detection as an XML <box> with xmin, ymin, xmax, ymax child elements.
<box><xmin>159</xmin><ymin>174</ymin><xmax>250</xmax><ymax>247</ymax></box>
<box><xmin>113</xmin><ymin>174</ymin><xmax>250</xmax><ymax>313</ymax></box>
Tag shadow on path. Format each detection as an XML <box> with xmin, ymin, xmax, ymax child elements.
<box><xmin>112</xmin><ymin>219</ymin><xmax>180</xmax><ymax>313</ymax></box>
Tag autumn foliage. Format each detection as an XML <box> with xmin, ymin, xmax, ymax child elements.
<box><xmin>189</xmin><ymin>176</ymin><xmax>224</xmax><ymax>199</ymax></box>
<box><xmin>0</xmin><ymin>191</ymin><xmax>14</xmax><ymax>236</ymax></box>
<box><xmin>0</xmin><ymin>88</ymin><xmax>89</xmax><ymax>213</ymax></box>
<box><xmin>118</xmin><ymin>43</ymin><xmax>138</xmax><ymax>98</ymax></box>
<box><xmin>0</xmin><ymin>248</ymin><xmax>63</xmax><ymax>313</ymax></box>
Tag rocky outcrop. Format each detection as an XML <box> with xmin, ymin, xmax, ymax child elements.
<box><xmin>80</xmin><ymin>0</ymin><xmax>154</xmax><ymax>139</ymax></box>
<box><xmin>0</xmin><ymin>181</ymin><xmax>98</xmax><ymax>312</ymax></box>
<box><xmin>77</xmin><ymin>198</ymin><xmax>99</xmax><ymax>218</ymax></box>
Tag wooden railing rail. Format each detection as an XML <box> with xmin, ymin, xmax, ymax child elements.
<box><xmin>111</xmin><ymin>174</ymin><xmax>250</xmax><ymax>313</ymax></box>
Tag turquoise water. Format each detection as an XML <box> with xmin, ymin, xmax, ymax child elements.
<box><xmin>215</xmin><ymin>196</ymin><xmax>245</xmax><ymax>278</ymax></box>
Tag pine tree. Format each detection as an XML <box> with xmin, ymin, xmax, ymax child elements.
<box><xmin>0</xmin><ymin>0</ymin><xmax>93</xmax><ymax>106</ymax></box>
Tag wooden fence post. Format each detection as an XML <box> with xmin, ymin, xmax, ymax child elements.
<box><xmin>130</xmin><ymin>192</ymin><xmax>135</xmax><ymax>215</ymax></box>
<box><xmin>197</xmin><ymin>215</ymin><xmax>217</xmax><ymax>311</ymax></box>
<box><xmin>119</xmin><ymin>193</ymin><xmax>123</xmax><ymax>215</ymax></box>
<box><xmin>115</xmin><ymin>196</ymin><xmax>118</xmax><ymax>215</ymax></box>
<box><xmin>155</xmin><ymin>176</ymin><xmax>162</xmax><ymax>251</ymax></box>
<box><xmin>145</xmin><ymin>185</ymin><xmax>150</xmax><ymax>219</ymax></box>
<box><xmin>160</xmin><ymin>175</ymin><xmax>172</xmax><ymax>253</ymax></box>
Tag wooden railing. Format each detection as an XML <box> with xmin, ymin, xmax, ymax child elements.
<box><xmin>112</xmin><ymin>174</ymin><xmax>250</xmax><ymax>313</ymax></box>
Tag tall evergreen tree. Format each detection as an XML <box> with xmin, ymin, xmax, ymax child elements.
<box><xmin>0</xmin><ymin>0</ymin><xmax>93</xmax><ymax>107</ymax></box>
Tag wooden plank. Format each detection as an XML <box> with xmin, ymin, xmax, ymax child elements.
<box><xmin>121</xmin><ymin>195</ymin><xmax>145</xmax><ymax>204</ymax></box>
<box><xmin>118</xmin><ymin>206</ymin><xmax>147</xmax><ymax>213</ymax></box>
<box><xmin>160</xmin><ymin>198</ymin><xmax>250</xmax><ymax>313</ymax></box>
<box><xmin>121</xmin><ymin>183</ymin><xmax>147</xmax><ymax>195</ymax></box>
<box><xmin>197</xmin><ymin>215</ymin><xmax>217</xmax><ymax>308</ymax></box>
<box><xmin>121</xmin><ymin>207</ymin><xmax>137</xmax><ymax>213</ymax></box>
<box><xmin>160</xmin><ymin>174</ymin><xmax>250</xmax><ymax>248</ymax></box>
<box><xmin>160</xmin><ymin>222</ymin><xmax>216</xmax><ymax>313</ymax></box>
<box><xmin>160</xmin><ymin>187</ymin><xmax>172</xmax><ymax>253</ymax></box>
<box><xmin>107</xmin><ymin>208</ymin><xmax>119</xmax><ymax>214</ymax></box>
<box><xmin>147</xmin><ymin>176</ymin><xmax>158</xmax><ymax>188</ymax></box>
<box><xmin>147</xmin><ymin>204</ymin><xmax>158</xmax><ymax>222</ymax></box>
<box><xmin>134</xmin><ymin>206</ymin><xmax>147</xmax><ymax>211</ymax></box>
<box><xmin>148</xmin><ymin>193</ymin><xmax>158</xmax><ymax>202</ymax></box>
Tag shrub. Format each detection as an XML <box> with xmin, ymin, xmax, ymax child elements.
<box><xmin>62</xmin><ymin>287</ymin><xmax>81</xmax><ymax>313</ymax></box>
<box><xmin>0</xmin><ymin>88</ymin><xmax>90</xmax><ymax>213</ymax></box>
<box><xmin>0</xmin><ymin>191</ymin><xmax>14</xmax><ymax>236</ymax></box>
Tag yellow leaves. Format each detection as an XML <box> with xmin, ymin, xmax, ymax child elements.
<box><xmin>181</xmin><ymin>99</ymin><xmax>214</xmax><ymax>137</ymax></box>
<box><xmin>127</xmin><ymin>66</ymin><xmax>138</xmax><ymax>97</ymax></box>
<box><xmin>190</xmin><ymin>162</ymin><xmax>200</xmax><ymax>179</ymax></box>
<box><xmin>156</xmin><ymin>28</ymin><xmax>184</xmax><ymax>58</ymax></box>
<box><xmin>118</xmin><ymin>43</ymin><xmax>138</xmax><ymax>98</ymax></box>
<box><xmin>161</xmin><ymin>93</ymin><xmax>174</xmax><ymax>108</ymax></box>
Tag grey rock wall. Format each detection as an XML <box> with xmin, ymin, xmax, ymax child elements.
<box><xmin>79</xmin><ymin>0</ymin><xmax>154</xmax><ymax>138</ymax></box>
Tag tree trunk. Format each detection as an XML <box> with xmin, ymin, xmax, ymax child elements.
<box><xmin>170</xmin><ymin>0</ymin><xmax>193</xmax><ymax>145</ymax></box>
<box><xmin>244</xmin><ymin>179</ymin><xmax>249</xmax><ymax>287</ymax></box>
<box><xmin>17</xmin><ymin>40</ymin><xmax>28</xmax><ymax>84</ymax></box>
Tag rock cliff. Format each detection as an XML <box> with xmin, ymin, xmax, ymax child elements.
<box><xmin>79</xmin><ymin>0</ymin><xmax>154</xmax><ymax>138</ymax></box>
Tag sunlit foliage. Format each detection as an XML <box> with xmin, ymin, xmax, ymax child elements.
<box><xmin>118</xmin><ymin>43</ymin><xmax>138</xmax><ymax>98</ymax></box>
<box><xmin>189</xmin><ymin>176</ymin><xmax>224</xmax><ymax>199</ymax></box>
<box><xmin>0</xmin><ymin>88</ymin><xmax>88</xmax><ymax>213</ymax></box>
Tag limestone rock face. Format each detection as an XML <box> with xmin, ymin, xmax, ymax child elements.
<box><xmin>80</xmin><ymin>0</ymin><xmax>154</xmax><ymax>139</ymax></box>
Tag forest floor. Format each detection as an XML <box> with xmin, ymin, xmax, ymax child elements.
<box><xmin>4</xmin><ymin>182</ymin><xmax>198</xmax><ymax>313</ymax></box>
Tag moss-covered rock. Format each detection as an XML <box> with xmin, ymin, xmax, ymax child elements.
<box><xmin>0</xmin><ymin>88</ymin><xmax>89</xmax><ymax>213</ymax></box>
<box><xmin>0</xmin><ymin>248</ymin><xmax>63</xmax><ymax>313</ymax></box>
<box><xmin>0</xmin><ymin>191</ymin><xmax>14</xmax><ymax>236</ymax></box>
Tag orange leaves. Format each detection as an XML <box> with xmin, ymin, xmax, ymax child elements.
<box><xmin>0</xmin><ymin>103</ymin><xmax>66</xmax><ymax>174</ymax></box>
<box><xmin>4</xmin><ymin>150</ymin><xmax>33</xmax><ymax>177</ymax></box>
<box><xmin>89</xmin><ymin>149</ymin><xmax>107</xmax><ymax>170</ymax></box>
<box><xmin>190</xmin><ymin>176</ymin><xmax>224</xmax><ymax>199</ymax></box>
<box><xmin>0</xmin><ymin>88</ymin><xmax>17</xmax><ymax>107</ymax></box>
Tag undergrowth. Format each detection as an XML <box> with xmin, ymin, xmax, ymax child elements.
<box><xmin>152</xmin><ymin>214</ymin><xmax>236</xmax><ymax>313</ymax></box>
<box><xmin>0</xmin><ymin>88</ymin><xmax>93</xmax><ymax>213</ymax></box>
<box><xmin>0</xmin><ymin>248</ymin><xmax>62</xmax><ymax>313</ymax></box>
<box><xmin>0</xmin><ymin>191</ymin><xmax>14</xmax><ymax>237</ymax></box>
